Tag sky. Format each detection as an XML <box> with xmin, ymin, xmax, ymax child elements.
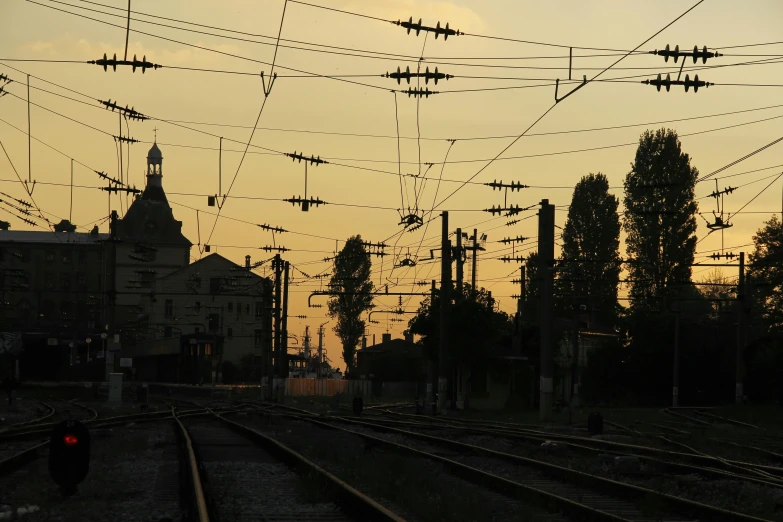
<box><xmin>1</xmin><ymin>0</ymin><xmax>783</xmax><ymax>369</ymax></box>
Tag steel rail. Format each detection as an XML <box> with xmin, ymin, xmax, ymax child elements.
<box><xmin>265</xmin><ymin>408</ymin><xmax>770</xmax><ymax>522</ymax></box>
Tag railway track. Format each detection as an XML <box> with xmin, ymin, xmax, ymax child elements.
<box><xmin>173</xmin><ymin>408</ymin><xmax>405</xmax><ymax>522</ymax></box>
<box><xmin>249</xmin><ymin>405</ymin><xmax>771</xmax><ymax>522</ymax></box>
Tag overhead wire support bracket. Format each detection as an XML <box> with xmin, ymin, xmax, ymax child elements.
<box><xmin>258</xmin><ymin>223</ymin><xmax>288</xmax><ymax>234</ymax></box>
<box><xmin>385</xmin><ymin>66</ymin><xmax>452</xmax><ymax>85</ymax></box>
<box><xmin>406</xmin><ymin>87</ymin><xmax>438</xmax><ymax>98</ymax></box>
<box><xmin>642</xmin><ymin>73</ymin><xmax>713</xmax><ymax>93</ymax></box>
<box><xmin>260</xmin><ymin>245</ymin><xmax>290</xmax><ymax>253</ymax></box>
<box><xmin>555</xmin><ymin>75</ymin><xmax>587</xmax><ymax>104</ymax></box>
<box><xmin>650</xmin><ymin>44</ymin><xmax>723</xmax><ymax>64</ymax></box>
<box><xmin>101</xmin><ymin>185</ymin><xmax>141</xmax><ymax>194</ymax></box>
<box><xmin>708</xmin><ymin>252</ymin><xmax>736</xmax><ymax>260</ymax></box>
<box><xmin>484</xmin><ymin>204</ymin><xmax>532</xmax><ymax>216</ymax></box>
<box><xmin>499</xmin><ymin>256</ymin><xmax>526</xmax><ymax>263</ymax></box>
<box><xmin>114</xmin><ymin>135</ymin><xmax>139</xmax><ymax>144</ymax></box>
<box><xmin>260</xmin><ymin>71</ymin><xmax>278</xmax><ymax>98</ymax></box>
<box><xmin>499</xmin><ymin>236</ymin><xmax>529</xmax><ymax>244</ymax></box>
<box><xmin>99</xmin><ymin>99</ymin><xmax>148</xmax><ymax>121</ymax></box>
<box><xmin>94</xmin><ymin>170</ymin><xmax>125</xmax><ymax>187</ymax></box>
<box><xmin>393</xmin><ymin>17</ymin><xmax>462</xmax><ymax>40</ymax></box>
<box><xmin>285</xmin><ymin>152</ymin><xmax>327</xmax><ymax>165</ymax></box>
<box><xmin>284</xmin><ymin>196</ymin><xmax>327</xmax><ymax>212</ymax></box>
<box><xmin>89</xmin><ymin>53</ymin><xmax>161</xmax><ymax>73</ymax></box>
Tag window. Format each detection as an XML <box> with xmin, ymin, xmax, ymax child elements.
<box><xmin>195</xmin><ymin>301</ymin><xmax>201</xmax><ymax>311</ymax></box>
<box><xmin>41</xmin><ymin>300</ymin><xmax>55</xmax><ymax>317</ymax></box>
<box><xmin>237</xmin><ymin>302</ymin><xmax>241</xmax><ymax>316</ymax></box>
<box><xmin>45</xmin><ymin>250</ymin><xmax>55</xmax><ymax>263</ymax></box>
<box><xmin>227</xmin><ymin>327</ymin><xmax>233</xmax><ymax>338</ymax></box>
<box><xmin>60</xmin><ymin>301</ymin><xmax>71</xmax><ymax>318</ymax></box>
<box><xmin>76</xmin><ymin>273</ymin><xmax>87</xmax><ymax>290</ymax></box>
<box><xmin>204</xmin><ymin>343</ymin><xmax>213</xmax><ymax>356</ymax></box>
<box><xmin>255</xmin><ymin>302</ymin><xmax>263</xmax><ymax>318</ymax></box>
<box><xmin>16</xmin><ymin>300</ymin><xmax>31</xmax><ymax>322</ymax></box>
<box><xmin>62</xmin><ymin>251</ymin><xmax>71</xmax><ymax>264</ymax></box>
<box><xmin>78</xmin><ymin>248</ymin><xmax>87</xmax><ymax>263</ymax></box>
<box><xmin>44</xmin><ymin>273</ymin><xmax>54</xmax><ymax>290</ymax></box>
<box><xmin>246</xmin><ymin>304</ymin><xmax>250</xmax><ymax>315</ymax></box>
<box><xmin>208</xmin><ymin>313</ymin><xmax>219</xmax><ymax>332</ymax></box>
<box><xmin>227</xmin><ymin>302</ymin><xmax>233</xmax><ymax>312</ymax></box>
<box><xmin>194</xmin><ymin>327</ymin><xmax>200</xmax><ymax>333</ymax></box>
<box><xmin>209</xmin><ymin>278</ymin><xmax>222</xmax><ymax>294</ymax></box>
<box><xmin>164</xmin><ymin>299</ymin><xmax>174</xmax><ymax>318</ymax></box>
<box><xmin>21</xmin><ymin>249</ymin><xmax>30</xmax><ymax>262</ymax></box>
<box><xmin>164</xmin><ymin>326</ymin><xmax>173</xmax><ymax>338</ymax></box>
<box><xmin>61</xmin><ymin>274</ymin><xmax>71</xmax><ymax>292</ymax></box>
<box><xmin>254</xmin><ymin>329</ymin><xmax>263</xmax><ymax>346</ymax></box>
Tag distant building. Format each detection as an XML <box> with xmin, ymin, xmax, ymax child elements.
<box><xmin>0</xmin><ymin>226</ymin><xmax>110</xmax><ymax>379</ymax></box>
<box><xmin>356</xmin><ymin>332</ymin><xmax>426</xmax><ymax>382</ymax></box>
<box><xmin>128</xmin><ymin>253</ymin><xmax>272</xmax><ymax>383</ymax></box>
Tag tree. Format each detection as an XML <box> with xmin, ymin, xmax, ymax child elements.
<box><xmin>747</xmin><ymin>215</ymin><xmax>783</xmax><ymax>333</ymax></box>
<box><xmin>557</xmin><ymin>173</ymin><xmax>621</xmax><ymax>329</ymax></box>
<box><xmin>328</xmin><ymin>236</ymin><xmax>374</xmax><ymax>375</ymax></box>
<box><xmin>624</xmin><ymin>129</ymin><xmax>699</xmax><ymax>312</ymax></box>
<box><xmin>698</xmin><ymin>268</ymin><xmax>735</xmax><ymax>321</ymax></box>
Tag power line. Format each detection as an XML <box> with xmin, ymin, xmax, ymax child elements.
<box><xmin>432</xmin><ymin>0</ymin><xmax>706</xmax><ymax>211</ymax></box>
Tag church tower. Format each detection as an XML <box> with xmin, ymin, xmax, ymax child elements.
<box><xmin>146</xmin><ymin>141</ymin><xmax>163</xmax><ymax>188</ymax></box>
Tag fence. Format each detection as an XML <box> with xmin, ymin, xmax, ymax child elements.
<box><xmin>283</xmin><ymin>378</ymin><xmax>420</xmax><ymax>398</ymax></box>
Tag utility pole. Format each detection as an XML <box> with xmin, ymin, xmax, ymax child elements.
<box><xmin>439</xmin><ymin>212</ymin><xmax>451</xmax><ymax>411</ymax></box>
<box><xmin>272</xmin><ymin>254</ymin><xmax>282</xmax><ymax>399</ymax></box>
<box><xmin>673</xmin><ymin>309</ymin><xmax>681</xmax><ymax>407</ymax></box>
<box><xmin>281</xmin><ymin>260</ymin><xmax>290</xmax><ymax>379</ymax></box>
<box><xmin>317</xmin><ymin>325</ymin><xmax>324</xmax><ymax>380</ymax></box>
<box><xmin>537</xmin><ymin>199</ymin><xmax>555</xmax><ymax>421</ymax></box>
<box><xmin>736</xmin><ymin>251</ymin><xmax>745</xmax><ymax>404</ymax></box>
<box><xmin>455</xmin><ymin>228</ymin><xmax>463</xmax><ymax>296</ymax></box>
<box><xmin>471</xmin><ymin>228</ymin><xmax>478</xmax><ymax>296</ymax></box>
<box><xmin>430</xmin><ymin>279</ymin><xmax>437</xmax><ymax>403</ymax></box>
<box><xmin>570</xmin><ymin>298</ymin><xmax>580</xmax><ymax>409</ymax></box>
<box><xmin>452</xmin><ymin>228</ymin><xmax>462</xmax><ymax>409</ymax></box>
<box><xmin>106</xmin><ymin>210</ymin><xmax>118</xmax><ymax>382</ymax></box>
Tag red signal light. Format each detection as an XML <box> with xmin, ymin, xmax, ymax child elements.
<box><xmin>63</xmin><ymin>434</ymin><xmax>78</xmax><ymax>446</ymax></box>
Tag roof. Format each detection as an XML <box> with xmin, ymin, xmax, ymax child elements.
<box><xmin>147</xmin><ymin>142</ymin><xmax>163</xmax><ymax>160</ymax></box>
<box><xmin>157</xmin><ymin>253</ymin><xmax>271</xmax><ymax>288</ymax></box>
<box><xmin>115</xmin><ymin>188</ymin><xmax>191</xmax><ymax>246</ymax></box>
<box><xmin>359</xmin><ymin>338</ymin><xmax>415</xmax><ymax>353</ymax></box>
<box><xmin>0</xmin><ymin>230</ymin><xmax>110</xmax><ymax>244</ymax></box>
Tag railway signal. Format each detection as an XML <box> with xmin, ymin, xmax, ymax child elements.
<box><xmin>49</xmin><ymin>420</ymin><xmax>91</xmax><ymax>496</ymax></box>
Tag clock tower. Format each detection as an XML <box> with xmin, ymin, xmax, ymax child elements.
<box><xmin>112</xmin><ymin>139</ymin><xmax>192</xmax><ymax>332</ymax></box>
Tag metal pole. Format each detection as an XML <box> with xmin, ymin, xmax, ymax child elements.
<box><xmin>27</xmin><ymin>75</ymin><xmax>31</xmax><ymax>184</ymax></box>
<box><xmin>430</xmin><ymin>279</ymin><xmax>437</xmax><ymax>403</ymax></box>
<box><xmin>219</xmin><ymin>137</ymin><xmax>222</xmax><ymax>197</ymax></box>
<box><xmin>673</xmin><ymin>311</ymin><xmax>680</xmax><ymax>407</ymax></box>
<box><xmin>538</xmin><ymin>199</ymin><xmax>555</xmax><ymax>421</ymax></box>
<box><xmin>456</xmin><ymin>228</ymin><xmax>463</xmax><ymax>297</ymax></box>
<box><xmin>471</xmin><ymin>228</ymin><xmax>478</xmax><ymax>296</ymax></box>
<box><xmin>571</xmin><ymin>298</ymin><xmax>580</xmax><ymax>408</ymax></box>
<box><xmin>281</xmin><ymin>261</ymin><xmax>290</xmax><ymax>379</ymax></box>
<box><xmin>273</xmin><ymin>254</ymin><xmax>282</xmax><ymax>397</ymax></box>
<box><xmin>123</xmin><ymin>0</ymin><xmax>131</xmax><ymax>61</ymax></box>
<box><xmin>69</xmin><ymin>159</ymin><xmax>74</xmax><ymax>223</ymax></box>
<box><xmin>439</xmin><ymin>212</ymin><xmax>451</xmax><ymax>411</ymax></box>
<box><xmin>736</xmin><ymin>251</ymin><xmax>745</xmax><ymax>404</ymax></box>
<box><xmin>318</xmin><ymin>326</ymin><xmax>324</xmax><ymax>381</ymax></box>
<box><xmin>118</xmin><ymin>112</ymin><xmax>123</xmax><ymax>188</ymax></box>
<box><xmin>519</xmin><ymin>265</ymin><xmax>525</xmax><ymax>315</ymax></box>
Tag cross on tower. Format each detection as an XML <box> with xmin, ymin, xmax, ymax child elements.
<box><xmin>153</xmin><ymin>127</ymin><xmax>158</xmax><ymax>141</ymax></box>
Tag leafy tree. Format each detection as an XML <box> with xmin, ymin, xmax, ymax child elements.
<box><xmin>521</xmin><ymin>252</ymin><xmax>540</xmax><ymax>326</ymax></box>
<box><xmin>328</xmin><ymin>236</ymin><xmax>374</xmax><ymax>375</ymax></box>
<box><xmin>409</xmin><ymin>283</ymin><xmax>512</xmax><ymax>381</ymax></box>
<box><xmin>698</xmin><ymin>268</ymin><xmax>735</xmax><ymax>321</ymax></box>
<box><xmin>623</xmin><ymin>129</ymin><xmax>699</xmax><ymax>312</ymax></box>
<box><xmin>557</xmin><ymin>173</ymin><xmax>621</xmax><ymax>329</ymax></box>
<box><xmin>747</xmin><ymin>215</ymin><xmax>783</xmax><ymax>333</ymax></box>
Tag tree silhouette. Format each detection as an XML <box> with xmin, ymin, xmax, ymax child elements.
<box><xmin>623</xmin><ymin>129</ymin><xmax>699</xmax><ymax>312</ymax></box>
<box><xmin>747</xmin><ymin>215</ymin><xmax>783</xmax><ymax>333</ymax></box>
<box><xmin>327</xmin><ymin>236</ymin><xmax>374</xmax><ymax>375</ymax></box>
<box><xmin>557</xmin><ymin>173</ymin><xmax>621</xmax><ymax>330</ymax></box>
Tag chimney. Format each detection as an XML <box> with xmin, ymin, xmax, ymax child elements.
<box><xmin>372</xmin><ymin>334</ymin><xmax>376</xmax><ymax>346</ymax></box>
<box><xmin>245</xmin><ymin>255</ymin><xmax>251</xmax><ymax>269</ymax></box>
<box><xmin>382</xmin><ymin>333</ymin><xmax>392</xmax><ymax>344</ymax></box>
<box><xmin>404</xmin><ymin>330</ymin><xmax>413</xmax><ymax>344</ymax></box>
<box><xmin>362</xmin><ymin>335</ymin><xmax>367</xmax><ymax>349</ymax></box>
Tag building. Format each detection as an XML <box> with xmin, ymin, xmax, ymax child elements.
<box><xmin>0</xmin><ymin>223</ymin><xmax>110</xmax><ymax>380</ymax></box>
<box><xmin>356</xmin><ymin>332</ymin><xmax>427</xmax><ymax>381</ymax></box>
<box><xmin>112</xmin><ymin>142</ymin><xmax>192</xmax><ymax>342</ymax></box>
<box><xmin>127</xmin><ymin>253</ymin><xmax>273</xmax><ymax>383</ymax></box>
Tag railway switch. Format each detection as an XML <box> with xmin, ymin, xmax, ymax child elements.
<box><xmin>49</xmin><ymin>420</ymin><xmax>91</xmax><ymax>496</ymax></box>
